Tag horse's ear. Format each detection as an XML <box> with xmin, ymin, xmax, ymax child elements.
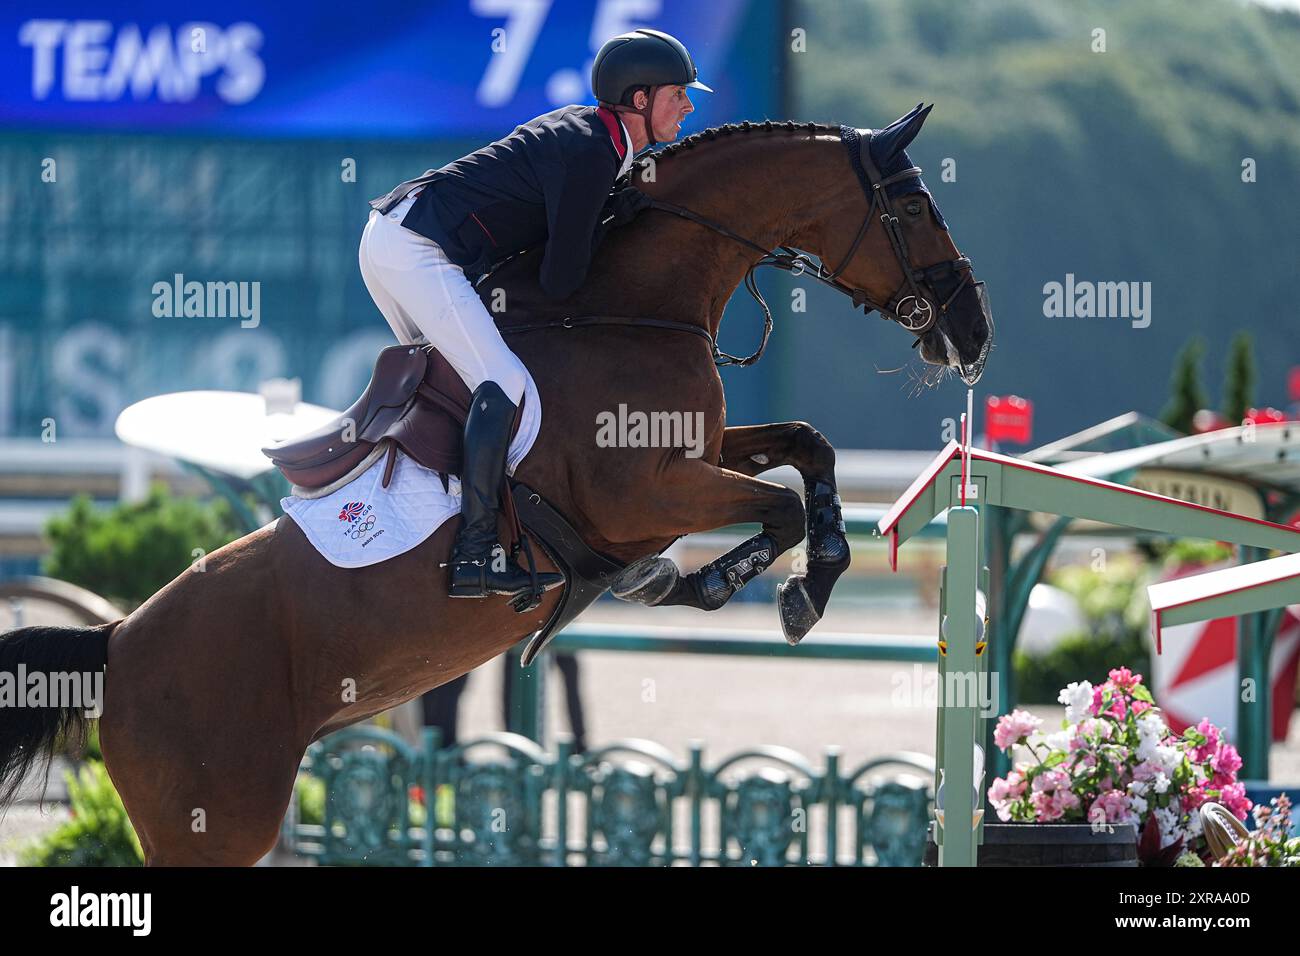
<box><xmin>873</xmin><ymin>103</ymin><xmax>933</xmax><ymax>161</ymax></box>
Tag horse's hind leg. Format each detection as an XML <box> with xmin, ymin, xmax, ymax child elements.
<box><xmin>104</xmin><ymin>735</ymin><xmax>301</xmax><ymax>866</ymax></box>
<box><xmin>609</xmin><ymin>457</ymin><xmax>806</xmax><ymax>615</ymax></box>
<box><xmin>100</xmin><ymin>620</ymin><xmax>306</xmax><ymax>867</ymax></box>
<box><xmin>716</xmin><ymin>422</ymin><xmax>851</xmax><ymax>642</ymax></box>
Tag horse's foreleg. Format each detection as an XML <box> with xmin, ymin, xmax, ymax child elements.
<box><xmin>610</xmin><ymin>459</ymin><xmax>805</xmax><ymax>614</ymax></box>
<box><xmin>718</xmin><ymin>422</ymin><xmax>851</xmax><ymax>642</ymax></box>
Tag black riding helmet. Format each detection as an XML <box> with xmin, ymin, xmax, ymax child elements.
<box><xmin>591</xmin><ymin>28</ymin><xmax>713</xmax><ymax>147</ymax></box>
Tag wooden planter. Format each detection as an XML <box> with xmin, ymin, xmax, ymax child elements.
<box><xmin>923</xmin><ymin>822</ymin><xmax>1139</xmax><ymax>867</ymax></box>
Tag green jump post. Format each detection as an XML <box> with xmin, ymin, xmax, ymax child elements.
<box><xmin>935</xmin><ymin>505</ymin><xmax>986</xmax><ymax>867</ymax></box>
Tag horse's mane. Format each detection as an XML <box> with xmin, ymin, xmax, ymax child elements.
<box><xmin>630</xmin><ymin>119</ymin><xmax>843</xmax><ymax>177</ymax></box>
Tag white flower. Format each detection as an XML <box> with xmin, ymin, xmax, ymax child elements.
<box><xmin>1155</xmin><ymin>806</ymin><xmax>1185</xmax><ymax>849</ymax></box>
<box><xmin>1043</xmin><ymin>729</ymin><xmax>1072</xmax><ymax>752</ymax></box>
<box><xmin>1152</xmin><ymin>745</ymin><xmax>1181</xmax><ymax>775</ymax></box>
<box><xmin>1058</xmin><ymin>681</ymin><xmax>1094</xmax><ymax>724</ymax></box>
<box><xmin>1154</xmin><ymin>772</ymin><xmax>1171</xmax><ymax>794</ymax></box>
<box><xmin>1129</xmin><ymin>793</ymin><xmax>1148</xmax><ymax>815</ymax></box>
<box><xmin>1135</xmin><ymin>715</ymin><xmax>1165</xmax><ymax>759</ymax></box>
<box><xmin>1137</xmin><ymin>712</ymin><xmax>1165</xmax><ymax>741</ymax></box>
<box><xmin>1129</xmin><ymin>780</ymin><xmax>1149</xmax><ymax>797</ymax></box>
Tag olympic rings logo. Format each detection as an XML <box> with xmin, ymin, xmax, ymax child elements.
<box><xmin>348</xmin><ymin>515</ymin><xmax>377</xmax><ymax>539</ymax></box>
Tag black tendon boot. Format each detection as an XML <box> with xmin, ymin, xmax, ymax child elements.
<box><xmin>448</xmin><ymin>382</ymin><xmax>562</xmax><ymax>598</ymax></box>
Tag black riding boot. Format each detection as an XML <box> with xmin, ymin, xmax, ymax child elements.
<box><xmin>448</xmin><ymin>381</ymin><xmax>562</xmax><ymax>599</ymax></box>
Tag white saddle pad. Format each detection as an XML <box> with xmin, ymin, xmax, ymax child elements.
<box><xmin>279</xmin><ymin>371</ymin><xmax>541</xmax><ymax>569</ymax></box>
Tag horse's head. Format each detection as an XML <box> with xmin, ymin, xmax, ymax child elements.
<box><xmin>813</xmin><ymin>104</ymin><xmax>993</xmax><ymax>385</ymax></box>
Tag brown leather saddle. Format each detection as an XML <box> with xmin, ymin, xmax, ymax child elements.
<box><xmin>262</xmin><ymin>344</ymin><xmax>629</xmax><ymax>658</ymax></box>
<box><xmin>261</xmin><ymin>344</ymin><xmax>522</xmax><ymax>493</ymax></box>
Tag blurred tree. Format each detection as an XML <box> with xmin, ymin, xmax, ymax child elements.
<box><xmin>1160</xmin><ymin>336</ymin><xmax>1208</xmax><ymax>435</ymax></box>
<box><xmin>1221</xmin><ymin>331</ymin><xmax>1256</xmax><ymax>425</ymax></box>
<box><xmin>786</xmin><ymin>0</ymin><xmax>1300</xmax><ymax>446</ymax></box>
<box><xmin>42</xmin><ymin>483</ymin><xmax>244</xmax><ymax>610</ymax></box>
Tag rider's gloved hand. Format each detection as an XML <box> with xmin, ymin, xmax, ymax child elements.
<box><xmin>603</xmin><ymin>186</ymin><xmax>653</xmax><ymax>227</ymax></box>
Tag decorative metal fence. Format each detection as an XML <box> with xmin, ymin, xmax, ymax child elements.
<box><xmin>286</xmin><ymin>726</ymin><xmax>934</xmax><ymax>867</ymax></box>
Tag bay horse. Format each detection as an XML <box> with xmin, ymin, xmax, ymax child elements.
<box><xmin>0</xmin><ymin>105</ymin><xmax>992</xmax><ymax>864</ymax></box>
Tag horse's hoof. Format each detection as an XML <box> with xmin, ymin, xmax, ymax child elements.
<box><xmin>777</xmin><ymin>575</ymin><xmax>821</xmax><ymax>645</ymax></box>
<box><xmin>611</xmin><ymin>556</ymin><xmax>679</xmax><ymax>606</ymax></box>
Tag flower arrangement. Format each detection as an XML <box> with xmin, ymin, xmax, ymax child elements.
<box><xmin>987</xmin><ymin>667</ymin><xmax>1250</xmax><ymax>865</ymax></box>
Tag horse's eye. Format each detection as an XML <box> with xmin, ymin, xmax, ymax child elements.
<box><xmin>906</xmin><ymin>200</ymin><xmax>923</xmax><ymax>216</ymax></box>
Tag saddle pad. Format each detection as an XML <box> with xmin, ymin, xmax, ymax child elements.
<box><xmin>280</xmin><ymin>369</ymin><xmax>542</xmax><ymax>569</ymax></box>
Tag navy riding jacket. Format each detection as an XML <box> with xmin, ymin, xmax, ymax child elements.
<box><xmin>368</xmin><ymin>105</ymin><xmax>635</xmax><ymax>300</ymax></box>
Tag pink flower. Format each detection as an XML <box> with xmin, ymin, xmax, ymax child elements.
<box><xmin>1131</xmin><ymin>701</ymin><xmax>1152</xmax><ymax>716</ymax></box>
<box><xmin>1190</xmin><ymin>718</ymin><xmax>1222</xmax><ymax>762</ymax></box>
<box><xmin>1132</xmin><ymin>760</ymin><xmax>1161</xmax><ymax>782</ymax></box>
<box><xmin>1212</xmin><ymin>742</ymin><xmax>1242</xmax><ymax>777</ymax></box>
<box><xmin>1032</xmin><ymin>785</ymin><xmax>1080</xmax><ymax>821</ymax></box>
<box><xmin>1194</xmin><ymin>718</ymin><xmax>1220</xmax><ymax>745</ymax></box>
<box><xmin>988</xmin><ymin>771</ymin><xmax>1028</xmax><ymax>821</ymax></box>
<box><xmin>1218</xmin><ymin>782</ymin><xmax>1252</xmax><ymax>820</ymax></box>
<box><xmin>1107</xmin><ymin>695</ymin><xmax>1127</xmax><ymax>720</ymax></box>
<box><xmin>1053</xmin><ymin>789</ymin><xmax>1081</xmax><ymax>815</ymax></box>
<box><xmin>1089</xmin><ymin>790</ymin><xmax>1132</xmax><ymax>823</ymax></box>
<box><xmin>1031</xmin><ymin>790</ymin><xmax>1066</xmax><ymax>821</ymax></box>
<box><xmin>988</xmin><ymin>771</ymin><xmax>1027</xmax><ymax>804</ymax></box>
<box><xmin>1090</xmin><ymin>685</ymin><xmax>1106</xmax><ymax>717</ymax></box>
<box><xmin>1031</xmin><ymin>768</ymin><xmax>1071</xmax><ymax>794</ymax></box>
<box><xmin>1108</xmin><ymin>667</ymin><xmax>1142</xmax><ymax>693</ymax></box>
<box><xmin>994</xmin><ymin>709</ymin><xmax>1042</xmax><ymax>750</ymax></box>
<box><xmin>1211</xmin><ymin>770</ymin><xmax>1235</xmax><ymax>790</ymax></box>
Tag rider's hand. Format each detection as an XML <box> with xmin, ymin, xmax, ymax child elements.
<box><xmin>603</xmin><ymin>186</ymin><xmax>653</xmax><ymax>227</ymax></box>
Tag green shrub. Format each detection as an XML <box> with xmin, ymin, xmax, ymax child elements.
<box><xmin>1016</xmin><ymin>539</ymin><xmax>1260</xmax><ymax>704</ymax></box>
<box><xmin>20</xmin><ymin>760</ymin><xmax>143</xmax><ymax>867</ymax></box>
<box><xmin>42</xmin><ymin>483</ymin><xmax>244</xmax><ymax>610</ymax></box>
<box><xmin>1015</xmin><ymin>553</ymin><xmax>1153</xmax><ymax>702</ymax></box>
<box><xmin>296</xmin><ymin>774</ymin><xmax>325</xmax><ymax>827</ymax></box>
<box><xmin>1015</xmin><ymin>630</ymin><xmax>1152</xmax><ymax>704</ymax></box>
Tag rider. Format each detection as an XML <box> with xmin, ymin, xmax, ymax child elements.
<box><xmin>362</xmin><ymin>29</ymin><xmax>710</xmax><ymax>599</ymax></box>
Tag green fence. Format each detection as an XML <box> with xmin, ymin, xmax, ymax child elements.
<box><xmin>287</xmin><ymin>726</ymin><xmax>934</xmax><ymax>867</ymax></box>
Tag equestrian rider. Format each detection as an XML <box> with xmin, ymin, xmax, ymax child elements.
<box><xmin>362</xmin><ymin>28</ymin><xmax>711</xmax><ymax>599</ymax></box>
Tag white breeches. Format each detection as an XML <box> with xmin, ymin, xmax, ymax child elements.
<box><xmin>358</xmin><ymin>190</ymin><xmax>527</xmax><ymax>404</ymax></box>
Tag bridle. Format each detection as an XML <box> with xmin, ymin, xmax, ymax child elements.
<box><xmin>827</xmin><ymin>126</ymin><xmax>981</xmax><ymax>333</ymax></box>
<box><xmin>500</xmin><ymin>126</ymin><xmax>990</xmax><ymax>381</ymax></box>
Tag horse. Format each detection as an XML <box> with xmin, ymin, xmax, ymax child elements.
<box><xmin>0</xmin><ymin>105</ymin><xmax>992</xmax><ymax>864</ymax></box>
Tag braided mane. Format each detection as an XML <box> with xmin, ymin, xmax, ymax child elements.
<box><xmin>631</xmin><ymin>119</ymin><xmax>841</xmax><ymax>176</ymax></box>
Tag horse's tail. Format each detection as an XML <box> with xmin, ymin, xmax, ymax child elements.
<box><xmin>0</xmin><ymin>621</ymin><xmax>115</xmax><ymax>813</ymax></box>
